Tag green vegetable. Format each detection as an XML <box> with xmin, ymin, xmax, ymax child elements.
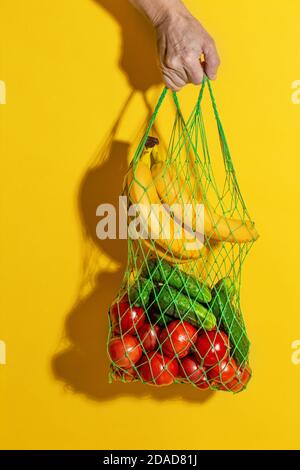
<box><xmin>153</xmin><ymin>284</ymin><xmax>216</xmax><ymax>330</ymax></box>
<box><xmin>211</xmin><ymin>278</ymin><xmax>250</xmax><ymax>365</ymax></box>
<box><xmin>128</xmin><ymin>278</ymin><xmax>152</xmax><ymax>307</ymax></box>
<box><xmin>145</xmin><ymin>259</ymin><xmax>212</xmax><ymax>303</ymax></box>
<box><xmin>150</xmin><ymin>309</ymin><xmax>173</xmax><ymax>327</ymax></box>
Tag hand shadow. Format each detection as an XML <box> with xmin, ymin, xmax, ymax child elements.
<box><xmin>52</xmin><ymin>1</ymin><xmax>214</xmax><ymax>404</ymax></box>
<box><xmin>92</xmin><ymin>0</ymin><xmax>162</xmax><ymax>92</ymax></box>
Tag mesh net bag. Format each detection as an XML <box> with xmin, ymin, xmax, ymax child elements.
<box><xmin>107</xmin><ymin>77</ymin><xmax>259</xmax><ymax>393</ymax></box>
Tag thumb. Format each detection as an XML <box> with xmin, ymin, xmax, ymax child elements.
<box><xmin>203</xmin><ymin>40</ymin><xmax>220</xmax><ymax>80</ymax></box>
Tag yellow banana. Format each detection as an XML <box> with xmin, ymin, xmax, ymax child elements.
<box><xmin>152</xmin><ymin>152</ymin><xmax>259</xmax><ymax>244</ymax></box>
<box><xmin>127</xmin><ymin>159</ymin><xmax>203</xmax><ymax>260</ymax></box>
<box><xmin>141</xmin><ymin>239</ymin><xmax>192</xmax><ymax>264</ymax></box>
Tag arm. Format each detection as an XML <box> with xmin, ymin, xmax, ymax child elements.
<box><xmin>130</xmin><ymin>0</ymin><xmax>220</xmax><ymax>91</ymax></box>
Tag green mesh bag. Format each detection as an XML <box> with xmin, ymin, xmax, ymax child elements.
<box><xmin>107</xmin><ymin>77</ymin><xmax>259</xmax><ymax>393</ymax></box>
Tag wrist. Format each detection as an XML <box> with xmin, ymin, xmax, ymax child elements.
<box><xmin>131</xmin><ymin>0</ymin><xmax>189</xmax><ymax>27</ymax></box>
<box><xmin>151</xmin><ymin>0</ymin><xmax>186</xmax><ymax>26</ymax></box>
<box><xmin>153</xmin><ymin>0</ymin><xmax>191</xmax><ymax>27</ymax></box>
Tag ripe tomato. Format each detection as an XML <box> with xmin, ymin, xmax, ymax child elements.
<box><xmin>137</xmin><ymin>323</ymin><xmax>160</xmax><ymax>352</ymax></box>
<box><xmin>111</xmin><ymin>366</ymin><xmax>136</xmax><ymax>382</ymax></box>
<box><xmin>110</xmin><ymin>297</ymin><xmax>127</xmax><ymax>331</ymax></box>
<box><xmin>120</xmin><ymin>306</ymin><xmax>145</xmax><ymax>335</ymax></box>
<box><xmin>219</xmin><ymin>364</ymin><xmax>252</xmax><ymax>392</ymax></box>
<box><xmin>179</xmin><ymin>355</ymin><xmax>206</xmax><ymax>383</ymax></box>
<box><xmin>108</xmin><ymin>335</ymin><xmax>142</xmax><ymax>369</ymax></box>
<box><xmin>208</xmin><ymin>358</ymin><xmax>237</xmax><ymax>384</ymax></box>
<box><xmin>138</xmin><ymin>352</ymin><xmax>179</xmax><ymax>386</ymax></box>
<box><xmin>111</xmin><ymin>299</ymin><xmax>146</xmax><ymax>335</ymax></box>
<box><xmin>195</xmin><ymin>330</ymin><xmax>229</xmax><ymax>366</ymax></box>
<box><xmin>160</xmin><ymin>320</ymin><xmax>197</xmax><ymax>358</ymax></box>
<box><xmin>195</xmin><ymin>374</ymin><xmax>210</xmax><ymax>390</ymax></box>
<box><xmin>179</xmin><ymin>355</ymin><xmax>210</xmax><ymax>390</ymax></box>
<box><xmin>111</xmin><ymin>322</ymin><xmax>120</xmax><ymax>336</ymax></box>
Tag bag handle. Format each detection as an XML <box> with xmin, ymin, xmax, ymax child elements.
<box><xmin>195</xmin><ymin>76</ymin><xmax>234</xmax><ymax>173</ymax></box>
<box><xmin>132</xmin><ymin>87</ymin><xmax>183</xmax><ymax>165</ymax></box>
<box><xmin>132</xmin><ymin>77</ymin><xmax>234</xmax><ymax>175</ymax></box>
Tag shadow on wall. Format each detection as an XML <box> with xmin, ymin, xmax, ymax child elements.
<box><xmin>51</xmin><ymin>0</ymin><xmax>214</xmax><ymax>404</ymax></box>
<box><xmin>93</xmin><ymin>0</ymin><xmax>162</xmax><ymax>92</ymax></box>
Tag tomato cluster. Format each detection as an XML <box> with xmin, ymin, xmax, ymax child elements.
<box><xmin>108</xmin><ymin>297</ymin><xmax>251</xmax><ymax>391</ymax></box>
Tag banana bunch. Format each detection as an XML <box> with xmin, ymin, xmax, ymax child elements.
<box><xmin>126</xmin><ymin>136</ymin><xmax>259</xmax><ymax>264</ymax></box>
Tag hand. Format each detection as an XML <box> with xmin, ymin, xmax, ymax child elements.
<box><xmin>155</xmin><ymin>9</ymin><xmax>220</xmax><ymax>91</ymax></box>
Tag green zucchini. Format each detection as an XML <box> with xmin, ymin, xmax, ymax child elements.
<box><xmin>128</xmin><ymin>277</ymin><xmax>153</xmax><ymax>307</ymax></box>
<box><xmin>211</xmin><ymin>278</ymin><xmax>250</xmax><ymax>365</ymax></box>
<box><xmin>144</xmin><ymin>259</ymin><xmax>212</xmax><ymax>303</ymax></box>
<box><xmin>153</xmin><ymin>284</ymin><xmax>216</xmax><ymax>330</ymax></box>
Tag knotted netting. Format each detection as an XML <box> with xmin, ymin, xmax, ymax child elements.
<box><xmin>107</xmin><ymin>77</ymin><xmax>259</xmax><ymax>393</ymax></box>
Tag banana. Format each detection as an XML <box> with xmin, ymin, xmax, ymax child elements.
<box><xmin>141</xmin><ymin>238</ymin><xmax>192</xmax><ymax>264</ymax></box>
<box><xmin>151</xmin><ymin>162</ymin><xmax>179</xmax><ymax>205</ymax></box>
<box><xmin>127</xmin><ymin>159</ymin><xmax>203</xmax><ymax>260</ymax></box>
<box><xmin>151</xmin><ymin>151</ymin><xmax>259</xmax><ymax>244</ymax></box>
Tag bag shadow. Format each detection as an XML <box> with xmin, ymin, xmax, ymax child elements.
<box><xmin>51</xmin><ymin>121</ymin><xmax>214</xmax><ymax>403</ymax></box>
<box><xmin>51</xmin><ymin>1</ymin><xmax>215</xmax><ymax>404</ymax></box>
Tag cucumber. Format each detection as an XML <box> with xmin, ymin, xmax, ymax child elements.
<box><xmin>144</xmin><ymin>259</ymin><xmax>212</xmax><ymax>303</ymax></box>
<box><xmin>211</xmin><ymin>278</ymin><xmax>250</xmax><ymax>365</ymax></box>
<box><xmin>128</xmin><ymin>277</ymin><xmax>153</xmax><ymax>307</ymax></box>
<box><xmin>149</xmin><ymin>309</ymin><xmax>173</xmax><ymax>327</ymax></box>
<box><xmin>153</xmin><ymin>284</ymin><xmax>216</xmax><ymax>330</ymax></box>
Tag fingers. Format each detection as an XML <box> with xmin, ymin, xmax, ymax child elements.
<box><xmin>202</xmin><ymin>38</ymin><xmax>220</xmax><ymax>80</ymax></box>
<box><xmin>183</xmin><ymin>54</ymin><xmax>204</xmax><ymax>85</ymax></box>
<box><xmin>163</xmin><ymin>74</ymin><xmax>186</xmax><ymax>92</ymax></box>
<box><xmin>161</xmin><ymin>55</ymin><xmax>204</xmax><ymax>91</ymax></box>
<box><xmin>160</xmin><ymin>57</ymin><xmax>190</xmax><ymax>91</ymax></box>
<box><xmin>156</xmin><ymin>14</ymin><xmax>220</xmax><ymax>91</ymax></box>
<box><xmin>161</xmin><ymin>46</ymin><xmax>220</xmax><ymax>91</ymax></box>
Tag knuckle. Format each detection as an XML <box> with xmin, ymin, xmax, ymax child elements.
<box><xmin>184</xmin><ymin>52</ymin><xmax>196</xmax><ymax>65</ymax></box>
<box><xmin>164</xmin><ymin>56</ymin><xmax>180</xmax><ymax>70</ymax></box>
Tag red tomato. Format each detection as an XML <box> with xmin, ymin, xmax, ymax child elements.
<box><xmin>208</xmin><ymin>358</ymin><xmax>237</xmax><ymax>384</ymax></box>
<box><xmin>160</xmin><ymin>320</ymin><xmax>197</xmax><ymax>358</ymax></box>
<box><xmin>111</xmin><ymin>366</ymin><xmax>136</xmax><ymax>382</ymax></box>
<box><xmin>179</xmin><ymin>356</ymin><xmax>211</xmax><ymax>390</ymax></box>
<box><xmin>110</xmin><ymin>296</ymin><xmax>128</xmax><ymax>317</ymax></box>
<box><xmin>110</xmin><ymin>297</ymin><xmax>127</xmax><ymax>332</ymax></box>
<box><xmin>120</xmin><ymin>305</ymin><xmax>145</xmax><ymax>335</ymax></box>
<box><xmin>108</xmin><ymin>335</ymin><xmax>142</xmax><ymax>369</ymax></box>
<box><xmin>179</xmin><ymin>355</ymin><xmax>205</xmax><ymax>383</ymax></box>
<box><xmin>195</xmin><ymin>374</ymin><xmax>210</xmax><ymax>390</ymax></box>
<box><xmin>195</xmin><ymin>330</ymin><xmax>229</xmax><ymax>366</ymax></box>
<box><xmin>137</xmin><ymin>323</ymin><xmax>160</xmax><ymax>352</ymax></box>
<box><xmin>138</xmin><ymin>352</ymin><xmax>179</xmax><ymax>386</ymax></box>
<box><xmin>219</xmin><ymin>364</ymin><xmax>252</xmax><ymax>392</ymax></box>
<box><xmin>111</xmin><ymin>299</ymin><xmax>146</xmax><ymax>335</ymax></box>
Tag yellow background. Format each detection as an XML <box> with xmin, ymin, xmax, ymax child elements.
<box><xmin>1</xmin><ymin>0</ymin><xmax>300</xmax><ymax>450</ymax></box>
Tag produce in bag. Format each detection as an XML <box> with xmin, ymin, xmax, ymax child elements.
<box><xmin>107</xmin><ymin>78</ymin><xmax>258</xmax><ymax>393</ymax></box>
